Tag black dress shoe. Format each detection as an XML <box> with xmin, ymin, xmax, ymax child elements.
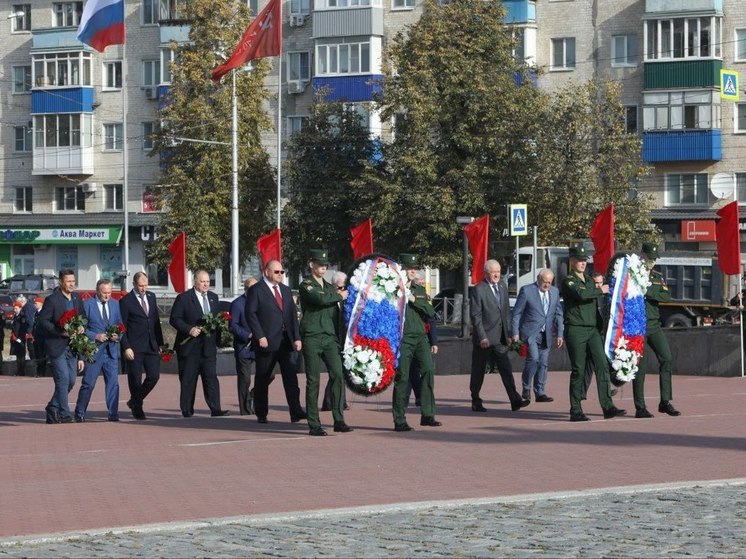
<box><xmin>211</xmin><ymin>410</ymin><xmax>230</xmax><ymax>417</ymax></box>
<box><xmin>257</xmin><ymin>416</ymin><xmax>268</xmax><ymax>424</ymax></box>
<box><xmin>108</xmin><ymin>417</ymin><xmax>120</xmax><ymax>422</ymax></box>
<box><xmin>635</xmin><ymin>408</ymin><xmax>654</xmax><ymax>419</ymax></box>
<box><xmin>658</xmin><ymin>401</ymin><xmax>681</xmax><ymax>416</ymax></box>
<box><xmin>535</xmin><ymin>394</ymin><xmax>554</xmax><ymax>403</ymax></box>
<box><xmin>471</xmin><ymin>401</ymin><xmax>487</xmax><ymax>412</ymax></box>
<box><xmin>309</xmin><ymin>427</ymin><xmax>328</xmax><ymax>436</ymax></box>
<box><xmin>521</xmin><ymin>390</ymin><xmax>531</xmax><ymax>401</ymax></box>
<box><xmin>394</xmin><ymin>423</ymin><xmax>414</xmax><ymax>432</ymax></box>
<box><xmin>182</xmin><ymin>411</ymin><xmax>193</xmax><ymax>418</ymax></box>
<box><xmin>290</xmin><ymin>411</ymin><xmax>308</xmax><ymax>423</ymax></box>
<box><xmin>603</xmin><ymin>407</ymin><xmax>627</xmax><ymax>419</ymax></box>
<box><xmin>74</xmin><ymin>415</ymin><xmax>85</xmax><ymax>423</ymax></box>
<box><xmin>128</xmin><ymin>400</ymin><xmax>146</xmax><ymax>420</ymax></box>
<box><xmin>333</xmin><ymin>421</ymin><xmax>353</xmax><ymax>433</ymax></box>
<box><xmin>45</xmin><ymin>405</ymin><xmax>60</xmax><ymax>424</ymax></box>
<box><xmin>570</xmin><ymin>413</ymin><xmax>591</xmax><ymax>422</ymax></box>
<box><xmin>511</xmin><ymin>398</ymin><xmax>530</xmax><ymax>411</ymax></box>
<box><xmin>420</xmin><ymin>416</ymin><xmax>442</xmax><ymax>427</ymax></box>
<box><xmin>60</xmin><ymin>416</ymin><xmax>74</xmax><ymax>423</ymax></box>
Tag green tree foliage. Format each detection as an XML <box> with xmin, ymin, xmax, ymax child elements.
<box><xmin>149</xmin><ymin>0</ymin><xmax>276</xmax><ymax>273</ymax></box>
<box><xmin>283</xmin><ymin>99</ymin><xmax>378</xmax><ymax>274</ymax></box>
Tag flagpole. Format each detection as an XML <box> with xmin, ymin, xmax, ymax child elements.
<box><xmin>739</xmin><ymin>287</ymin><xmax>744</xmax><ymax>378</ymax></box>
<box><xmin>276</xmin><ymin>49</ymin><xmax>282</xmax><ymax>229</ymax></box>
<box><xmin>121</xmin><ymin>5</ymin><xmax>130</xmax><ymax>291</ymax></box>
<box><xmin>231</xmin><ymin>68</ymin><xmax>240</xmax><ymax>296</ymax></box>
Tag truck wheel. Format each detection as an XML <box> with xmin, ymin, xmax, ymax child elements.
<box><xmin>664</xmin><ymin>313</ymin><xmax>692</xmax><ymax>328</ymax></box>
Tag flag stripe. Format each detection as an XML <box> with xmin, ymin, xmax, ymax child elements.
<box><xmin>77</xmin><ymin>0</ymin><xmax>125</xmax><ymax>52</ymax></box>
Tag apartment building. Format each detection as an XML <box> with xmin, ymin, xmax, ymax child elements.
<box><xmin>2</xmin><ymin>0</ymin><xmax>745</xmax><ymax>290</ymax></box>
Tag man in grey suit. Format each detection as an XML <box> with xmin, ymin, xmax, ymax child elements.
<box><xmin>469</xmin><ymin>259</ymin><xmax>530</xmax><ymax>412</ymax></box>
<box><xmin>511</xmin><ymin>269</ymin><xmax>564</xmax><ymax>403</ymax></box>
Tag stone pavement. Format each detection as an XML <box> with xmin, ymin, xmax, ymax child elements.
<box><xmin>1</xmin><ymin>371</ymin><xmax>745</xmax><ymax>556</ymax></box>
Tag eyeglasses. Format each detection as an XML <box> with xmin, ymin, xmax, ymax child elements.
<box><xmin>272</xmin><ymin>270</ymin><xmax>285</xmax><ymax>275</ymax></box>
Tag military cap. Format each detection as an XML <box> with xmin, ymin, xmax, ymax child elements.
<box><xmin>641</xmin><ymin>242</ymin><xmax>659</xmax><ymax>260</ymax></box>
<box><xmin>568</xmin><ymin>246</ymin><xmax>588</xmax><ymax>261</ymax></box>
<box><xmin>399</xmin><ymin>253</ymin><xmax>419</xmax><ymax>269</ymax></box>
<box><xmin>309</xmin><ymin>248</ymin><xmax>330</xmax><ymax>265</ymax></box>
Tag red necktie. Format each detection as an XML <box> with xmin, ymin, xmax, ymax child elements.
<box><xmin>273</xmin><ymin>285</ymin><xmax>283</xmax><ymax>310</ymax></box>
<box><xmin>140</xmin><ymin>294</ymin><xmax>148</xmax><ymax>314</ymax></box>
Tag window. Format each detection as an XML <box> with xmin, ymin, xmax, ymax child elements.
<box><xmin>324</xmin><ymin>0</ymin><xmax>381</xmax><ymax>6</ymax></box>
<box><xmin>287</xmin><ymin>52</ymin><xmax>311</xmax><ymax>82</ymax></box>
<box><xmin>14</xmin><ymin>126</ymin><xmax>32</xmax><ymax>152</ymax></box>
<box><xmin>14</xmin><ymin>188</ymin><xmax>32</xmax><ymax>213</ymax></box>
<box><xmin>33</xmin><ymin>114</ymin><xmax>90</xmax><ymax>148</ymax></box>
<box><xmin>642</xmin><ymin>91</ymin><xmax>720</xmax><ymax>131</ymax></box>
<box><xmin>736</xmin><ymin>104</ymin><xmax>746</xmax><ymax>133</ymax></box>
<box><xmin>53</xmin><ymin>2</ymin><xmax>83</xmax><ymax>27</ymax></box>
<box><xmin>104</xmin><ymin>124</ymin><xmax>124</xmax><ymax>150</ymax></box>
<box><xmin>11</xmin><ymin>4</ymin><xmax>31</xmax><ymax>31</ymax></box>
<box><xmin>12</xmin><ymin>66</ymin><xmax>32</xmax><ymax>93</ymax></box>
<box><xmin>56</xmin><ymin>186</ymin><xmax>85</xmax><ymax>211</ymax></box>
<box><xmin>645</xmin><ymin>17</ymin><xmax>722</xmax><ymax>60</ymax></box>
<box><xmin>159</xmin><ymin>0</ymin><xmax>188</xmax><ymax>21</ymax></box>
<box><xmin>551</xmin><ymin>38</ymin><xmax>575</xmax><ymax>70</ymax></box>
<box><xmin>316</xmin><ymin>41</ymin><xmax>371</xmax><ymax>75</ymax></box>
<box><xmin>737</xmin><ymin>173</ymin><xmax>746</xmax><ymax>203</ymax></box>
<box><xmin>104</xmin><ymin>184</ymin><xmax>124</xmax><ymax>211</ymax></box>
<box><xmin>612</xmin><ymin>34</ymin><xmax>637</xmax><ymax>66</ymax></box>
<box><xmin>290</xmin><ymin>0</ymin><xmax>310</xmax><ymax>13</ymax></box>
<box><xmin>142</xmin><ymin>59</ymin><xmax>160</xmax><ymax>86</ymax></box>
<box><xmin>287</xmin><ymin>116</ymin><xmax>307</xmax><ymax>136</ymax></box>
<box><xmin>161</xmin><ymin>48</ymin><xmax>177</xmax><ymax>83</ymax></box>
<box><xmin>142</xmin><ymin>121</ymin><xmax>157</xmax><ymax>149</ymax></box>
<box><xmin>142</xmin><ymin>0</ymin><xmax>158</xmax><ymax>24</ymax></box>
<box><xmin>737</xmin><ymin>29</ymin><xmax>746</xmax><ymax>61</ymax></box>
<box><xmin>666</xmin><ymin>174</ymin><xmax>709</xmax><ymax>206</ymax></box>
<box><xmin>624</xmin><ymin>105</ymin><xmax>638</xmax><ymax>134</ymax></box>
<box><xmin>104</xmin><ymin>61</ymin><xmax>122</xmax><ymax>89</ymax></box>
<box><xmin>392</xmin><ymin>0</ymin><xmax>415</xmax><ymax>8</ymax></box>
<box><xmin>33</xmin><ymin>52</ymin><xmax>92</xmax><ymax>87</ymax></box>
<box><xmin>248</xmin><ymin>0</ymin><xmax>258</xmax><ymax>16</ymax></box>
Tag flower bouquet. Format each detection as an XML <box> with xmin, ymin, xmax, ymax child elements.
<box><xmin>106</xmin><ymin>322</ymin><xmax>126</xmax><ymax>340</ymax></box>
<box><xmin>342</xmin><ymin>255</ymin><xmax>409</xmax><ymax>395</ymax></box>
<box><xmin>181</xmin><ymin>312</ymin><xmax>232</xmax><ymax>347</ymax></box>
<box><xmin>161</xmin><ymin>343</ymin><xmax>175</xmax><ymax>363</ymax></box>
<box><xmin>58</xmin><ymin>310</ymin><xmax>98</xmax><ymax>363</ymax></box>
<box><xmin>604</xmin><ymin>254</ymin><xmax>651</xmax><ymax>384</ymax></box>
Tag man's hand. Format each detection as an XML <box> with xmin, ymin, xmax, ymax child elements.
<box><xmin>431</xmin><ymin>345</ymin><xmax>438</xmax><ymax>355</ymax></box>
<box><xmin>512</xmin><ymin>335</ymin><xmax>520</xmax><ymax>343</ymax></box>
<box><xmin>258</xmin><ymin>336</ymin><xmax>269</xmax><ymax>349</ymax></box>
<box><xmin>77</xmin><ymin>360</ymin><xmax>85</xmax><ymax>372</ymax></box>
<box><xmin>124</xmin><ymin>348</ymin><xmax>135</xmax><ymax>361</ymax></box>
<box><xmin>95</xmin><ymin>333</ymin><xmax>108</xmax><ymax>343</ymax></box>
<box><xmin>479</xmin><ymin>338</ymin><xmax>490</xmax><ymax>349</ymax></box>
<box><xmin>556</xmin><ymin>336</ymin><xmax>564</xmax><ymax>348</ymax></box>
<box><xmin>408</xmin><ymin>294</ymin><xmax>416</xmax><ymax>303</ymax></box>
<box><xmin>189</xmin><ymin>326</ymin><xmax>202</xmax><ymax>338</ymax></box>
<box><xmin>601</xmin><ymin>284</ymin><xmax>610</xmax><ymax>294</ymax></box>
<box><xmin>293</xmin><ymin>340</ymin><xmax>302</xmax><ymax>352</ymax></box>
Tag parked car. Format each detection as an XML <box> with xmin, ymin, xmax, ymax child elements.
<box><xmin>0</xmin><ymin>274</ymin><xmax>59</xmax><ymax>294</ymax></box>
<box><xmin>0</xmin><ymin>295</ymin><xmax>16</xmax><ymax>322</ymax></box>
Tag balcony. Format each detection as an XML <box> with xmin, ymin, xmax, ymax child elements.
<box><xmin>642</xmin><ymin>129</ymin><xmax>721</xmax><ymax>162</ymax></box>
<box><xmin>312</xmin><ymin>75</ymin><xmax>383</xmax><ymax>102</ymax></box>
<box><xmin>503</xmin><ymin>1</ymin><xmax>536</xmax><ymax>24</ymax></box>
<box><xmin>645</xmin><ymin>0</ymin><xmax>722</xmax><ymax>15</ymax></box>
<box><xmin>33</xmin><ymin>146</ymin><xmax>95</xmax><ymax>176</ymax></box>
<box><xmin>32</xmin><ymin>27</ymin><xmax>89</xmax><ymax>50</ymax></box>
<box><xmin>32</xmin><ymin>87</ymin><xmax>94</xmax><ymax>113</ymax></box>
<box><xmin>644</xmin><ymin>59</ymin><xmax>721</xmax><ymax>89</ymax></box>
<box><xmin>313</xmin><ymin>7</ymin><xmax>383</xmax><ymax>39</ymax></box>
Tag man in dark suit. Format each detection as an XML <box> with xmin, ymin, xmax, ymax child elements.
<box><xmin>230</xmin><ymin>277</ymin><xmax>258</xmax><ymax>415</ymax></box>
<box><xmin>469</xmin><ymin>259</ymin><xmax>529</xmax><ymax>413</ymax></box>
<box><xmin>120</xmin><ymin>271</ymin><xmax>164</xmax><ymax>420</ymax></box>
<box><xmin>38</xmin><ymin>269</ymin><xmax>86</xmax><ymax>424</ymax></box>
<box><xmin>169</xmin><ymin>269</ymin><xmax>229</xmax><ymax>418</ymax></box>
<box><xmin>245</xmin><ymin>260</ymin><xmax>306</xmax><ymax>424</ymax></box>
<box><xmin>511</xmin><ymin>269</ymin><xmax>564</xmax><ymax>403</ymax></box>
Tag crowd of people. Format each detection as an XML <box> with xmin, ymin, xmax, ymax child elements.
<box><xmin>4</xmin><ymin>243</ymin><xmax>683</xmax><ymax>430</ymax></box>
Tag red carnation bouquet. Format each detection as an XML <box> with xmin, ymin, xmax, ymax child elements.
<box><xmin>161</xmin><ymin>343</ymin><xmax>175</xmax><ymax>363</ymax></box>
<box><xmin>58</xmin><ymin>310</ymin><xmax>98</xmax><ymax>362</ymax></box>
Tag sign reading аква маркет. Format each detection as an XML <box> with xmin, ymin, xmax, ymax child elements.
<box><xmin>0</xmin><ymin>227</ymin><xmax>123</xmax><ymax>244</ymax></box>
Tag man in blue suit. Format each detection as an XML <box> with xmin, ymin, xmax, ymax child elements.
<box><xmin>512</xmin><ymin>269</ymin><xmax>564</xmax><ymax>403</ymax></box>
<box><xmin>230</xmin><ymin>277</ymin><xmax>258</xmax><ymax>415</ymax></box>
<box><xmin>74</xmin><ymin>279</ymin><xmax>122</xmax><ymax>422</ymax></box>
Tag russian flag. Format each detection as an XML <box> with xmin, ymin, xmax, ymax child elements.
<box><xmin>77</xmin><ymin>0</ymin><xmax>125</xmax><ymax>52</ymax></box>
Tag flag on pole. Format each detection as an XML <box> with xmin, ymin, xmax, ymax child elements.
<box><xmin>257</xmin><ymin>229</ymin><xmax>282</xmax><ymax>268</ymax></box>
<box><xmin>211</xmin><ymin>0</ymin><xmax>282</xmax><ymax>82</ymax></box>
<box><xmin>76</xmin><ymin>0</ymin><xmax>125</xmax><ymax>52</ymax></box>
<box><xmin>167</xmin><ymin>232</ymin><xmax>187</xmax><ymax>293</ymax></box>
<box><xmin>350</xmin><ymin>219</ymin><xmax>374</xmax><ymax>260</ymax></box>
<box><xmin>716</xmin><ymin>200</ymin><xmax>742</xmax><ymax>275</ymax></box>
<box><xmin>589</xmin><ymin>204</ymin><xmax>615</xmax><ymax>275</ymax></box>
<box><xmin>464</xmin><ymin>215</ymin><xmax>490</xmax><ymax>285</ymax></box>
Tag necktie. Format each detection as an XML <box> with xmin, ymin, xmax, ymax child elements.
<box><xmin>140</xmin><ymin>293</ymin><xmax>148</xmax><ymax>314</ymax></box>
<box><xmin>273</xmin><ymin>285</ymin><xmax>284</xmax><ymax>310</ymax></box>
<box><xmin>102</xmin><ymin>302</ymin><xmax>109</xmax><ymax>324</ymax></box>
<box><xmin>492</xmin><ymin>283</ymin><xmax>500</xmax><ymax>306</ymax></box>
<box><xmin>542</xmin><ymin>291</ymin><xmax>549</xmax><ymax>315</ymax></box>
<box><xmin>202</xmin><ymin>293</ymin><xmax>210</xmax><ymax>315</ymax></box>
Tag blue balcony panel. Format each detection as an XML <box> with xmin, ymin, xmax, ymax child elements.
<box><xmin>644</xmin><ymin>0</ymin><xmax>722</xmax><ymax>15</ymax></box>
<box><xmin>157</xmin><ymin>85</ymin><xmax>171</xmax><ymax>110</ymax></box>
<box><xmin>503</xmin><ymin>1</ymin><xmax>536</xmax><ymax>24</ymax></box>
<box><xmin>643</xmin><ymin>129</ymin><xmax>722</xmax><ymax>163</ymax></box>
<box><xmin>31</xmin><ymin>87</ymin><xmax>94</xmax><ymax>113</ymax></box>
<box><xmin>312</xmin><ymin>75</ymin><xmax>383</xmax><ymax>103</ymax></box>
<box><xmin>32</xmin><ymin>28</ymin><xmax>90</xmax><ymax>50</ymax></box>
<box><xmin>514</xmin><ymin>68</ymin><xmax>538</xmax><ymax>86</ymax></box>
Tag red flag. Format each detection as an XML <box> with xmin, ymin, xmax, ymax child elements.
<box><xmin>716</xmin><ymin>201</ymin><xmax>741</xmax><ymax>275</ymax></box>
<box><xmin>167</xmin><ymin>232</ymin><xmax>187</xmax><ymax>293</ymax></box>
<box><xmin>589</xmin><ymin>204</ymin><xmax>615</xmax><ymax>275</ymax></box>
<box><xmin>211</xmin><ymin>0</ymin><xmax>282</xmax><ymax>81</ymax></box>
<box><xmin>464</xmin><ymin>215</ymin><xmax>489</xmax><ymax>285</ymax></box>
<box><xmin>350</xmin><ymin>219</ymin><xmax>374</xmax><ymax>260</ymax></box>
<box><xmin>257</xmin><ymin>229</ymin><xmax>282</xmax><ymax>268</ymax></box>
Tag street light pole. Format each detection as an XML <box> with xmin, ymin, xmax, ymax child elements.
<box><xmin>231</xmin><ymin>69</ymin><xmax>240</xmax><ymax>296</ymax></box>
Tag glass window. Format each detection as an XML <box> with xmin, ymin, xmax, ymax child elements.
<box><xmin>142</xmin><ymin>121</ymin><xmax>157</xmax><ymax>149</ymax></box>
<box><xmin>32</xmin><ymin>52</ymin><xmax>92</xmax><ymax>87</ymax></box>
<box><xmin>104</xmin><ymin>61</ymin><xmax>122</xmax><ymax>89</ymax></box>
<box><xmin>736</xmin><ymin>104</ymin><xmax>746</xmax><ymax>133</ymax></box>
<box><xmin>55</xmin><ymin>186</ymin><xmax>85</xmax><ymax>211</ymax></box>
<box><xmin>612</xmin><ymin>34</ymin><xmax>637</xmax><ymax>66</ymax></box>
<box><xmin>392</xmin><ymin>0</ymin><xmax>415</xmax><ymax>8</ymax></box>
<box><xmin>104</xmin><ymin>184</ymin><xmax>124</xmax><ymax>211</ymax></box>
<box><xmin>11</xmin><ymin>4</ymin><xmax>31</xmax><ymax>31</ymax></box>
<box><xmin>737</xmin><ymin>173</ymin><xmax>746</xmax><ymax>203</ymax></box>
<box><xmin>666</xmin><ymin>174</ymin><xmax>709</xmax><ymax>206</ymax></box>
<box><xmin>624</xmin><ymin>105</ymin><xmax>637</xmax><ymax>134</ymax></box>
<box><xmin>104</xmin><ymin>123</ymin><xmax>124</xmax><ymax>150</ymax></box>
<box><xmin>287</xmin><ymin>52</ymin><xmax>310</xmax><ymax>81</ymax></box>
<box><xmin>315</xmin><ymin>41</ymin><xmax>371</xmax><ymax>76</ymax></box>
<box><xmin>57</xmin><ymin>246</ymin><xmax>78</xmax><ymax>270</ymax></box>
<box><xmin>161</xmin><ymin>48</ymin><xmax>176</xmax><ymax>83</ymax></box>
<box><xmin>643</xmin><ymin>91</ymin><xmax>720</xmax><ymax>131</ymax></box>
<box><xmin>551</xmin><ymin>38</ymin><xmax>575</xmax><ymax>70</ymax></box>
<box><xmin>142</xmin><ymin>59</ymin><xmax>160</xmax><ymax>86</ymax></box>
<box><xmin>737</xmin><ymin>29</ymin><xmax>746</xmax><ymax>61</ymax></box>
<box><xmin>287</xmin><ymin>116</ymin><xmax>307</xmax><ymax>136</ymax></box>
<box><xmin>142</xmin><ymin>0</ymin><xmax>158</xmax><ymax>24</ymax></box>
<box><xmin>14</xmin><ymin>126</ymin><xmax>32</xmax><ymax>152</ymax></box>
<box><xmin>290</xmin><ymin>0</ymin><xmax>310</xmax><ymax>13</ymax></box>
<box><xmin>53</xmin><ymin>2</ymin><xmax>83</xmax><ymax>27</ymax></box>
<box><xmin>12</xmin><ymin>66</ymin><xmax>31</xmax><ymax>93</ymax></box>
<box><xmin>100</xmin><ymin>247</ymin><xmax>123</xmax><ymax>281</ymax></box>
<box><xmin>14</xmin><ymin>187</ymin><xmax>32</xmax><ymax>213</ymax></box>
<box><xmin>645</xmin><ymin>17</ymin><xmax>723</xmax><ymax>60</ymax></box>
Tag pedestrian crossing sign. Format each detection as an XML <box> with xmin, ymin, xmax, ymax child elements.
<box><xmin>509</xmin><ymin>204</ymin><xmax>528</xmax><ymax>236</ymax></box>
<box><xmin>721</xmin><ymin>69</ymin><xmax>739</xmax><ymax>101</ymax></box>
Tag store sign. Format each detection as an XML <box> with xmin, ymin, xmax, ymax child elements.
<box><xmin>680</xmin><ymin>220</ymin><xmax>716</xmax><ymax>242</ymax></box>
<box><xmin>0</xmin><ymin>227</ymin><xmax>123</xmax><ymax>244</ymax></box>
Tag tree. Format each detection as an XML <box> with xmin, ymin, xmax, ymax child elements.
<box><xmin>148</xmin><ymin>0</ymin><xmax>276</xmax><ymax>274</ymax></box>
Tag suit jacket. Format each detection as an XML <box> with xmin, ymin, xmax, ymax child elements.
<box><xmin>511</xmin><ymin>283</ymin><xmax>564</xmax><ymax>344</ymax></box>
<box><xmin>230</xmin><ymin>293</ymin><xmax>254</xmax><ymax>359</ymax></box>
<box><xmin>169</xmin><ymin>289</ymin><xmax>220</xmax><ymax>358</ymax></box>
<box><xmin>38</xmin><ymin>287</ymin><xmax>85</xmax><ymax>359</ymax></box>
<box><xmin>245</xmin><ymin>280</ymin><xmax>300</xmax><ymax>352</ymax></box>
<box><xmin>469</xmin><ymin>280</ymin><xmax>512</xmax><ymax>348</ymax></box>
<box><xmin>120</xmin><ymin>289</ymin><xmax>163</xmax><ymax>354</ymax></box>
<box><xmin>83</xmin><ymin>296</ymin><xmax>122</xmax><ymax>362</ymax></box>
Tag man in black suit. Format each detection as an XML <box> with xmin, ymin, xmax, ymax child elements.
<box><xmin>121</xmin><ymin>271</ymin><xmax>164</xmax><ymax>420</ymax></box>
<box><xmin>245</xmin><ymin>260</ymin><xmax>306</xmax><ymax>424</ymax></box>
<box><xmin>169</xmin><ymin>269</ymin><xmax>229</xmax><ymax>418</ymax></box>
<box><xmin>230</xmin><ymin>277</ymin><xmax>258</xmax><ymax>415</ymax></box>
<box><xmin>38</xmin><ymin>269</ymin><xmax>86</xmax><ymax>424</ymax></box>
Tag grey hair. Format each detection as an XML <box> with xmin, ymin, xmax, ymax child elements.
<box><xmin>484</xmin><ymin>259</ymin><xmax>501</xmax><ymax>273</ymax></box>
<box><xmin>537</xmin><ymin>268</ymin><xmax>554</xmax><ymax>281</ymax></box>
